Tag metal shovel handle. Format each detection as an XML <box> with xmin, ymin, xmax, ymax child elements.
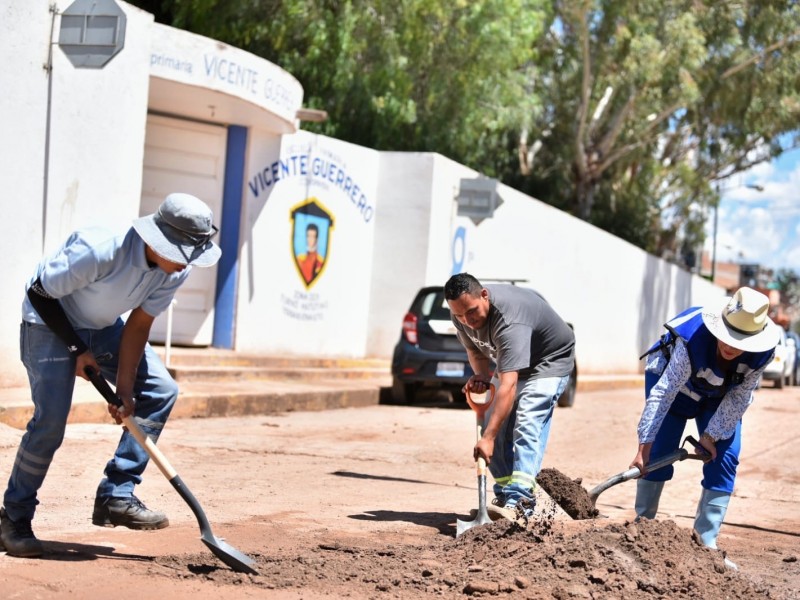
<box><xmin>84</xmin><ymin>367</ymin><xmax>178</xmax><ymax>480</ymax></box>
<box><xmin>455</xmin><ymin>380</ymin><xmax>496</xmax><ymax>537</ymax></box>
<box><xmin>588</xmin><ymin>436</ymin><xmax>706</xmax><ymax>504</ymax></box>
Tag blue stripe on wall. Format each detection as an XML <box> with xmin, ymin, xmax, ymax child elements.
<box><xmin>213</xmin><ymin>125</ymin><xmax>248</xmax><ymax>348</ymax></box>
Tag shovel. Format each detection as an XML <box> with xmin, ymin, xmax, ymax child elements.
<box><xmin>456</xmin><ymin>382</ymin><xmax>496</xmax><ymax>537</ymax></box>
<box><xmin>588</xmin><ymin>435</ymin><xmax>707</xmax><ymax>506</ymax></box>
<box><xmin>85</xmin><ymin>367</ymin><xmax>259</xmax><ymax>575</ymax></box>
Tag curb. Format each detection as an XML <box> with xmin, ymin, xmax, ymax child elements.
<box><xmin>0</xmin><ymin>372</ymin><xmax>644</xmax><ymax>430</ymax></box>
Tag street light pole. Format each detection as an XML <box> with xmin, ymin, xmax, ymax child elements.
<box><xmin>710</xmin><ymin>182</ymin><xmax>764</xmax><ymax>285</ymax></box>
<box><xmin>711</xmin><ymin>185</ymin><xmax>719</xmax><ymax>283</ymax></box>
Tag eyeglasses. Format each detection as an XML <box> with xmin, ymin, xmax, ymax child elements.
<box><xmin>179</xmin><ymin>224</ymin><xmax>219</xmax><ymax>248</ymax></box>
<box><xmin>157</xmin><ymin>214</ymin><xmax>219</xmax><ymax>248</ymax></box>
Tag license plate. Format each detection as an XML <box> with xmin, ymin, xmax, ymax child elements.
<box><xmin>436</xmin><ymin>362</ymin><xmax>464</xmax><ymax>377</ymax></box>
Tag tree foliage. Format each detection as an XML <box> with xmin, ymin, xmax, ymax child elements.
<box><xmin>137</xmin><ymin>0</ymin><xmax>548</xmax><ymax>177</ymax></box>
<box><xmin>134</xmin><ymin>0</ymin><xmax>800</xmax><ymax>268</ymax></box>
<box><xmin>518</xmin><ymin>0</ymin><xmax>800</xmax><ymax>258</ymax></box>
<box><xmin>775</xmin><ymin>268</ymin><xmax>800</xmax><ymax>328</ymax></box>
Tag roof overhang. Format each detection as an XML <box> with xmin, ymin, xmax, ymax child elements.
<box><xmin>147</xmin><ymin>23</ymin><xmax>303</xmax><ymax>133</ymax></box>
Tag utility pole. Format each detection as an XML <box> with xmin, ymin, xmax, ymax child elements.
<box><xmin>710</xmin><ymin>182</ymin><xmax>764</xmax><ymax>284</ymax></box>
<box><xmin>711</xmin><ymin>183</ymin><xmax>719</xmax><ymax>284</ymax></box>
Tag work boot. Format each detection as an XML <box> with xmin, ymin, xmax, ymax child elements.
<box><xmin>634</xmin><ymin>479</ymin><xmax>665</xmax><ymax>521</ymax></box>
<box><xmin>693</xmin><ymin>488</ymin><xmax>737</xmax><ymax>570</ymax></box>
<box><xmin>487</xmin><ymin>496</ymin><xmax>516</xmax><ymax>521</ymax></box>
<box><xmin>486</xmin><ymin>504</ymin><xmax>516</xmax><ymax>522</ymax></box>
<box><xmin>0</xmin><ymin>507</ymin><xmax>44</xmax><ymax>558</ymax></box>
<box><xmin>486</xmin><ymin>498</ymin><xmax>535</xmax><ymax>523</ymax></box>
<box><xmin>469</xmin><ymin>497</ymin><xmax>512</xmax><ymax>521</ymax></box>
<box><xmin>693</xmin><ymin>488</ymin><xmax>731</xmax><ymax>549</ymax></box>
<box><xmin>92</xmin><ymin>495</ymin><xmax>169</xmax><ymax>530</ymax></box>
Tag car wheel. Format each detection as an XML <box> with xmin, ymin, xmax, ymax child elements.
<box><xmin>775</xmin><ymin>374</ymin><xmax>784</xmax><ymax>389</ymax></box>
<box><xmin>391</xmin><ymin>378</ymin><xmax>414</xmax><ymax>404</ymax></box>
<box><xmin>557</xmin><ymin>368</ymin><xmax>578</xmax><ymax>408</ymax></box>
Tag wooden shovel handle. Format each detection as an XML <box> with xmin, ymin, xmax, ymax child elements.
<box><xmin>84</xmin><ymin>367</ymin><xmax>177</xmax><ymax>480</ymax></box>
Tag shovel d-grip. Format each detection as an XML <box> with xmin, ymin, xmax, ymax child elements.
<box><xmin>587</xmin><ymin>435</ymin><xmax>707</xmax><ymax>506</ymax></box>
<box><xmin>464</xmin><ymin>381</ymin><xmax>496</xmax><ymax>420</ymax></box>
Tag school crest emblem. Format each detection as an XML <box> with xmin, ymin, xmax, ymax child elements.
<box><xmin>290</xmin><ymin>198</ymin><xmax>334</xmax><ymax>288</ymax></box>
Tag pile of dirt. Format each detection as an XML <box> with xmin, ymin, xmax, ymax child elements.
<box><xmin>152</xmin><ymin>518</ymin><xmax>787</xmax><ymax>599</ymax></box>
<box><xmin>143</xmin><ymin>468</ymin><xmax>795</xmax><ymax>598</ymax></box>
<box><xmin>537</xmin><ymin>467</ymin><xmax>600</xmax><ymax>520</ymax></box>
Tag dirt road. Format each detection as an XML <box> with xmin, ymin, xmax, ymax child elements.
<box><xmin>1</xmin><ymin>385</ymin><xmax>798</xmax><ymax>598</ymax></box>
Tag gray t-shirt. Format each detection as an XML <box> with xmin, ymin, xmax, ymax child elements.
<box><xmin>452</xmin><ymin>284</ymin><xmax>575</xmax><ymax>379</ymax></box>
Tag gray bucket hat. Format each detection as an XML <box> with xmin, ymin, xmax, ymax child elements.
<box><xmin>133</xmin><ymin>193</ymin><xmax>221</xmax><ymax>267</ymax></box>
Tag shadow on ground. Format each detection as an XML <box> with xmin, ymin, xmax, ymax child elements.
<box><xmin>378</xmin><ymin>387</ymin><xmax>468</xmax><ymax>409</ymax></box>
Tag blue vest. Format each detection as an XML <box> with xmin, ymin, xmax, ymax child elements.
<box><xmin>644</xmin><ymin>307</ymin><xmax>772</xmax><ymax>416</ymax></box>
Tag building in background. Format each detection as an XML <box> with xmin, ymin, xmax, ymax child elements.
<box><xmin>1</xmin><ymin>0</ymin><xmax>727</xmax><ymax>387</ymax></box>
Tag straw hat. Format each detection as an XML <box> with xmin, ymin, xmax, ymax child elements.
<box><xmin>133</xmin><ymin>193</ymin><xmax>221</xmax><ymax>267</ymax></box>
<box><xmin>701</xmin><ymin>287</ymin><xmax>780</xmax><ymax>353</ymax></box>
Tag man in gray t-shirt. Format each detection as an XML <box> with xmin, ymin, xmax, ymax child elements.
<box><xmin>445</xmin><ymin>273</ymin><xmax>574</xmax><ymax>520</ymax></box>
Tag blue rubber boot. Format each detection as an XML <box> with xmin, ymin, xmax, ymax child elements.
<box><xmin>634</xmin><ymin>479</ymin><xmax>664</xmax><ymax>520</ymax></box>
<box><xmin>694</xmin><ymin>488</ymin><xmax>738</xmax><ymax>570</ymax></box>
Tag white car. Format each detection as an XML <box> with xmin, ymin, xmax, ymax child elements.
<box><xmin>760</xmin><ymin>328</ymin><xmax>797</xmax><ymax>389</ymax></box>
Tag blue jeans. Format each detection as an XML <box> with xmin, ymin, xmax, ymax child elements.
<box><xmin>3</xmin><ymin>320</ymin><xmax>178</xmax><ymax>522</ymax></box>
<box><xmin>642</xmin><ymin>371</ymin><xmax>740</xmax><ymax>494</ymax></box>
<box><xmin>484</xmin><ymin>375</ymin><xmax>569</xmax><ymax>506</ymax></box>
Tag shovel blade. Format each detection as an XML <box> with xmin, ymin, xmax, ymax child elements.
<box><xmin>456</xmin><ymin>473</ymin><xmax>492</xmax><ymax>537</ymax></box>
<box><xmin>201</xmin><ymin>533</ymin><xmax>259</xmax><ymax>575</ymax></box>
<box><xmin>456</xmin><ymin>507</ymin><xmax>492</xmax><ymax>537</ymax></box>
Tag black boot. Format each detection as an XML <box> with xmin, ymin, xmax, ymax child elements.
<box><xmin>92</xmin><ymin>495</ymin><xmax>169</xmax><ymax>530</ymax></box>
<box><xmin>0</xmin><ymin>507</ymin><xmax>44</xmax><ymax>557</ymax></box>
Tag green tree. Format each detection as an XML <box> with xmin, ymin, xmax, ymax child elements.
<box><xmin>133</xmin><ymin>0</ymin><xmax>800</xmax><ymax>260</ymax></box>
<box><xmin>136</xmin><ymin>0</ymin><xmax>548</xmax><ymax>177</ymax></box>
<box><xmin>774</xmin><ymin>268</ymin><xmax>800</xmax><ymax>329</ymax></box>
<box><xmin>518</xmin><ymin>0</ymin><xmax>800</xmax><ymax>257</ymax></box>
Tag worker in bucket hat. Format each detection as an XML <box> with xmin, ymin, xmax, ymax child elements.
<box><xmin>1</xmin><ymin>193</ymin><xmax>220</xmax><ymax>558</ymax></box>
<box><xmin>631</xmin><ymin>287</ymin><xmax>780</xmax><ymax>568</ymax></box>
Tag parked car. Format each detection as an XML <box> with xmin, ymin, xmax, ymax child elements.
<box><xmin>390</xmin><ymin>285</ymin><xmax>578</xmax><ymax>407</ymax></box>
<box><xmin>760</xmin><ymin>327</ymin><xmax>796</xmax><ymax>389</ymax></box>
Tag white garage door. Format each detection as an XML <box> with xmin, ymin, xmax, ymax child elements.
<box><xmin>140</xmin><ymin>114</ymin><xmax>226</xmax><ymax>346</ymax></box>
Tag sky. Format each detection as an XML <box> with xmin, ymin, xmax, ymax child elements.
<box><xmin>704</xmin><ymin>146</ymin><xmax>800</xmax><ymax>274</ymax></box>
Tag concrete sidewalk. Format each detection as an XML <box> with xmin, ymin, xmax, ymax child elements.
<box><xmin>0</xmin><ymin>347</ymin><xmax>643</xmax><ymax>429</ymax></box>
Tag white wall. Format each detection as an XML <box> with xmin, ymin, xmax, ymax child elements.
<box><xmin>369</xmin><ymin>153</ymin><xmax>723</xmax><ymax>373</ymax></box>
<box><xmin>365</xmin><ymin>152</ymin><xmax>438</xmax><ymax>354</ymax></box>
<box><xmin>0</xmin><ymin>2</ymin><xmax>53</xmax><ymax>385</ymax></box>
<box><xmin>236</xmin><ymin>131</ymin><xmax>380</xmax><ymax>356</ymax></box>
<box><xmin>45</xmin><ymin>2</ymin><xmax>153</xmax><ymax>247</ymax></box>
<box><xmin>0</xmin><ymin>1</ymin><xmax>153</xmax><ymax>386</ymax></box>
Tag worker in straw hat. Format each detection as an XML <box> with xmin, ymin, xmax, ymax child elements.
<box><xmin>0</xmin><ymin>193</ymin><xmax>221</xmax><ymax>559</ymax></box>
<box><xmin>631</xmin><ymin>286</ymin><xmax>780</xmax><ymax>566</ymax></box>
